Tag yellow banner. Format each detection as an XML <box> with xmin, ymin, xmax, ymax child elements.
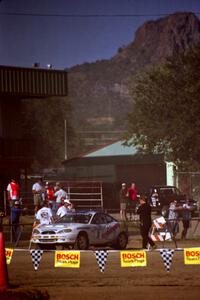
<box><xmin>120</xmin><ymin>250</ymin><xmax>147</xmax><ymax>267</ymax></box>
<box><xmin>184</xmin><ymin>248</ymin><xmax>200</xmax><ymax>265</ymax></box>
<box><xmin>5</xmin><ymin>248</ymin><xmax>13</xmax><ymax>265</ymax></box>
<box><xmin>55</xmin><ymin>251</ymin><xmax>80</xmax><ymax>268</ymax></box>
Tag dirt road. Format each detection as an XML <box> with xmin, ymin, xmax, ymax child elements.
<box><xmin>6</xmin><ymin>237</ymin><xmax>200</xmax><ymax>300</ymax></box>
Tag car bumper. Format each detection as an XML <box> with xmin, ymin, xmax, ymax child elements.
<box><xmin>31</xmin><ymin>234</ymin><xmax>76</xmax><ymax>244</ymax></box>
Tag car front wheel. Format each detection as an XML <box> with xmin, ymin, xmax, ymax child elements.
<box><xmin>74</xmin><ymin>233</ymin><xmax>89</xmax><ymax>250</ymax></box>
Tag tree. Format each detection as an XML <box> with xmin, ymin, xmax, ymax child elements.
<box><xmin>21</xmin><ymin>96</ymin><xmax>76</xmax><ymax>170</ymax></box>
<box><xmin>126</xmin><ymin>44</ymin><xmax>200</xmax><ymax>168</ymax></box>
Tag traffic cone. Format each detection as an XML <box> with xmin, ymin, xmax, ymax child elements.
<box><xmin>0</xmin><ymin>232</ymin><xmax>9</xmax><ymax>291</ymax></box>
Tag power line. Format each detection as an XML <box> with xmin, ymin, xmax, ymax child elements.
<box><xmin>0</xmin><ymin>11</ymin><xmax>200</xmax><ymax>18</ymax></box>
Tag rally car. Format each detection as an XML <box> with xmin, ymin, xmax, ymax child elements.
<box><xmin>31</xmin><ymin>211</ymin><xmax>128</xmax><ymax>250</ymax></box>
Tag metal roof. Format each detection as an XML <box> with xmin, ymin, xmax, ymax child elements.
<box><xmin>84</xmin><ymin>140</ymin><xmax>137</xmax><ymax>157</ymax></box>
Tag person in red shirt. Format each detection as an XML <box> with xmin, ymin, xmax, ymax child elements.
<box><xmin>45</xmin><ymin>182</ymin><xmax>56</xmax><ymax>213</ymax></box>
<box><xmin>7</xmin><ymin>179</ymin><xmax>20</xmax><ymax>207</ymax></box>
<box><xmin>127</xmin><ymin>182</ymin><xmax>138</xmax><ymax>221</ymax></box>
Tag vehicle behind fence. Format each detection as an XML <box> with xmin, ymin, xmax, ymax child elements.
<box><xmin>176</xmin><ymin>171</ymin><xmax>200</xmax><ymax>209</ymax></box>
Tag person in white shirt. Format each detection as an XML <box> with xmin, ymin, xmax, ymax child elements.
<box><xmin>35</xmin><ymin>201</ymin><xmax>53</xmax><ymax>225</ymax></box>
<box><xmin>54</xmin><ymin>183</ymin><xmax>69</xmax><ymax>212</ymax></box>
<box><xmin>32</xmin><ymin>177</ymin><xmax>45</xmax><ymax>213</ymax></box>
<box><xmin>56</xmin><ymin>199</ymin><xmax>72</xmax><ymax>218</ymax></box>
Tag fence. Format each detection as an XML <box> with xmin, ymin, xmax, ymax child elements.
<box><xmin>176</xmin><ymin>171</ymin><xmax>200</xmax><ymax>208</ymax></box>
<box><xmin>1</xmin><ymin>214</ymin><xmax>200</xmax><ymax>248</ymax></box>
<box><xmin>2</xmin><ymin>180</ymin><xmax>104</xmax><ymax>215</ymax></box>
<box><xmin>64</xmin><ymin>181</ymin><xmax>103</xmax><ymax>209</ymax></box>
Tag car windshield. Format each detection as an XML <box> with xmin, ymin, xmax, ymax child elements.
<box><xmin>55</xmin><ymin>213</ymin><xmax>92</xmax><ymax>224</ymax></box>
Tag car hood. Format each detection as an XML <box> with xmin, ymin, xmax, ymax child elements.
<box><xmin>36</xmin><ymin>223</ymin><xmax>89</xmax><ymax>232</ymax></box>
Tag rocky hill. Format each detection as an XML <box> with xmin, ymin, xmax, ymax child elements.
<box><xmin>67</xmin><ymin>12</ymin><xmax>200</xmax><ymax>146</ymax></box>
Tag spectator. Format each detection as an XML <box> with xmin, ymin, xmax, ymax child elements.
<box><xmin>32</xmin><ymin>177</ymin><xmax>45</xmax><ymax>213</ymax></box>
<box><xmin>137</xmin><ymin>195</ymin><xmax>156</xmax><ymax>250</ymax></box>
<box><xmin>181</xmin><ymin>198</ymin><xmax>192</xmax><ymax>239</ymax></box>
<box><xmin>56</xmin><ymin>199</ymin><xmax>72</xmax><ymax>218</ymax></box>
<box><xmin>150</xmin><ymin>189</ymin><xmax>159</xmax><ymax>208</ymax></box>
<box><xmin>127</xmin><ymin>182</ymin><xmax>138</xmax><ymax>220</ymax></box>
<box><xmin>119</xmin><ymin>183</ymin><xmax>128</xmax><ymax>221</ymax></box>
<box><xmin>54</xmin><ymin>183</ymin><xmax>69</xmax><ymax>213</ymax></box>
<box><xmin>10</xmin><ymin>200</ymin><xmax>26</xmax><ymax>242</ymax></box>
<box><xmin>168</xmin><ymin>199</ymin><xmax>181</xmax><ymax>237</ymax></box>
<box><xmin>35</xmin><ymin>201</ymin><xmax>53</xmax><ymax>225</ymax></box>
<box><xmin>7</xmin><ymin>179</ymin><xmax>20</xmax><ymax>207</ymax></box>
<box><xmin>45</xmin><ymin>181</ymin><xmax>56</xmax><ymax>211</ymax></box>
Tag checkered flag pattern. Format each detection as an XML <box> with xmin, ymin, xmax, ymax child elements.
<box><xmin>159</xmin><ymin>249</ymin><xmax>174</xmax><ymax>272</ymax></box>
<box><xmin>94</xmin><ymin>250</ymin><xmax>108</xmax><ymax>272</ymax></box>
<box><xmin>30</xmin><ymin>249</ymin><xmax>43</xmax><ymax>271</ymax></box>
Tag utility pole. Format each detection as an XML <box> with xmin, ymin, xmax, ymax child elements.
<box><xmin>64</xmin><ymin>119</ymin><xmax>67</xmax><ymax>160</ymax></box>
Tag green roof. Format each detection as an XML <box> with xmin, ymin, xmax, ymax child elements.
<box><xmin>84</xmin><ymin>140</ymin><xmax>137</xmax><ymax>157</ymax></box>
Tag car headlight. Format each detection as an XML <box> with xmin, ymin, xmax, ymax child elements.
<box><xmin>58</xmin><ymin>229</ymin><xmax>72</xmax><ymax>234</ymax></box>
<box><xmin>33</xmin><ymin>229</ymin><xmax>40</xmax><ymax>234</ymax></box>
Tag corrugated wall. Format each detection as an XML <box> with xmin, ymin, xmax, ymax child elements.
<box><xmin>0</xmin><ymin>66</ymin><xmax>67</xmax><ymax>97</ymax></box>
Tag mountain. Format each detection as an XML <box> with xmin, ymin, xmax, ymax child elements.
<box><xmin>67</xmin><ymin>12</ymin><xmax>200</xmax><ymax>147</ymax></box>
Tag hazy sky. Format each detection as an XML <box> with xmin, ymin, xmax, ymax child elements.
<box><xmin>0</xmin><ymin>0</ymin><xmax>200</xmax><ymax>69</ymax></box>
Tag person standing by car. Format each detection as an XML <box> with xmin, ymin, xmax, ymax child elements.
<box><xmin>181</xmin><ymin>198</ymin><xmax>192</xmax><ymax>239</ymax></box>
<box><xmin>35</xmin><ymin>201</ymin><xmax>53</xmax><ymax>225</ymax></box>
<box><xmin>56</xmin><ymin>199</ymin><xmax>72</xmax><ymax>218</ymax></box>
<box><xmin>137</xmin><ymin>195</ymin><xmax>156</xmax><ymax>250</ymax></box>
<box><xmin>127</xmin><ymin>182</ymin><xmax>138</xmax><ymax>220</ymax></box>
<box><xmin>119</xmin><ymin>183</ymin><xmax>128</xmax><ymax>221</ymax></box>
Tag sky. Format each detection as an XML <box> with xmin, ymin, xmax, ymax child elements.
<box><xmin>0</xmin><ymin>0</ymin><xmax>200</xmax><ymax>70</ymax></box>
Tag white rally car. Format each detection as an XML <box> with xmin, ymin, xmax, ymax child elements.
<box><xmin>31</xmin><ymin>211</ymin><xmax>128</xmax><ymax>250</ymax></box>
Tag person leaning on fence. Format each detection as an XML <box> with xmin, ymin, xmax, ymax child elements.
<box><xmin>181</xmin><ymin>198</ymin><xmax>192</xmax><ymax>239</ymax></box>
<box><xmin>137</xmin><ymin>195</ymin><xmax>156</xmax><ymax>250</ymax></box>
<box><xmin>168</xmin><ymin>199</ymin><xmax>181</xmax><ymax>237</ymax></box>
<box><xmin>7</xmin><ymin>178</ymin><xmax>20</xmax><ymax>207</ymax></box>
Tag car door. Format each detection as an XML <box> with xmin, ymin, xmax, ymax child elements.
<box><xmin>90</xmin><ymin>213</ymin><xmax>108</xmax><ymax>244</ymax></box>
<box><xmin>103</xmin><ymin>214</ymin><xmax>120</xmax><ymax>243</ymax></box>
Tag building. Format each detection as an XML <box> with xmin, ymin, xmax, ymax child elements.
<box><xmin>62</xmin><ymin>140</ymin><xmax>173</xmax><ymax>208</ymax></box>
<box><xmin>0</xmin><ymin>65</ymin><xmax>68</xmax><ymax>203</ymax></box>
